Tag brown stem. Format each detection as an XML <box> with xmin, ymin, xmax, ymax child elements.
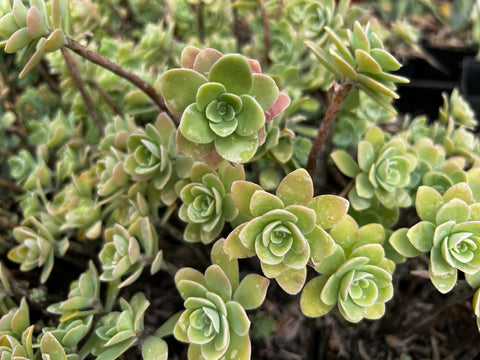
<box><xmin>0</xmin><ymin>178</ymin><xmax>23</xmax><ymax>195</ymax></box>
<box><xmin>36</xmin><ymin>62</ymin><xmax>61</xmax><ymax>95</ymax></box>
<box><xmin>61</xmin><ymin>47</ymin><xmax>104</xmax><ymax>135</ymax></box>
<box><xmin>259</xmin><ymin>1</ymin><xmax>272</xmax><ymax>66</ymax></box>
<box><xmin>87</xmin><ymin>80</ymin><xmax>123</xmax><ymax>116</ymax></box>
<box><xmin>64</xmin><ymin>36</ymin><xmax>167</xmax><ymax>112</ymax></box>
<box><xmin>306</xmin><ymin>80</ymin><xmax>354</xmax><ymax>177</ymax></box>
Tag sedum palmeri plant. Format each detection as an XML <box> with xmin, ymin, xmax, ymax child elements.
<box><xmin>1</xmin><ymin>0</ymin><xmax>480</xmax><ymax>359</ymax></box>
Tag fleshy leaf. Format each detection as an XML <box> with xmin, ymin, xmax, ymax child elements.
<box><xmin>233</xmin><ymin>274</ymin><xmax>269</xmax><ymax>310</ymax></box>
<box><xmin>209</xmin><ymin>54</ymin><xmax>253</xmax><ymax>95</ymax></box>
<box><xmin>159</xmin><ymin>69</ymin><xmax>207</xmax><ymax>113</ymax></box>
<box><xmin>308</xmin><ymin>195</ymin><xmax>349</xmax><ymax>229</ymax></box>
<box><xmin>276</xmin><ymin>169</ymin><xmax>313</xmax><ymax>207</ymax></box>
<box><xmin>215</xmin><ymin>132</ymin><xmax>258</xmax><ymax>163</ymax></box>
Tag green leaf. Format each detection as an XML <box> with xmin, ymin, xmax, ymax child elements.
<box><xmin>324</xmin><ymin>27</ymin><xmax>356</xmax><ymax>66</ymax></box>
<box><xmin>436</xmin><ymin>198</ymin><xmax>470</xmax><ymax>225</ymax></box>
<box><xmin>196</xmin><ymin>82</ymin><xmax>226</xmax><ymax>112</ymax></box>
<box><xmin>352</xmin><ymin>21</ymin><xmax>370</xmax><ymax>52</ymax></box>
<box><xmin>13</xmin><ymin>0</ymin><xmax>27</xmax><ymax>27</ymax></box>
<box><xmin>369</xmin><ymin>48</ymin><xmax>401</xmax><ymax>72</ymax></box>
<box><xmin>415</xmin><ymin>186</ymin><xmax>444</xmax><ymax>223</ymax></box>
<box><xmin>176</xmin><ymin>130</ymin><xmax>214</xmax><ymax>158</ymax></box>
<box><xmin>226</xmin><ymin>301</ymin><xmax>250</xmax><ymax>336</ymax></box>
<box><xmin>407</xmin><ymin>221</ymin><xmax>435</xmax><ymax>252</ymax></box>
<box><xmin>308</xmin><ymin>195</ymin><xmax>349</xmax><ymax>229</ymax></box>
<box><xmin>5</xmin><ymin>27</ymin><xmax>31</xmax><ymax>53</ymax></box>
<box><xmin>355</xmin><ymin>49</ymin><xmax>382</xmax><ymax>74</ymax></box>
<box><xmin>231</xmin><ymin>180</ymin><xmax>262</xmax><ymax>216</ymax></box>
<box><xmin>233</xmin><ymin>274</ymin><xmax>269</xmax><ymax>310</ymax></box>
<box><xmin>275</xmin><ymin>267</ymin><xmax>306</xmax><ymax>295</ymax></box>
<box><xmin>179</xmin><ymin>104</ymin><xmax>215</xmax><ymax>144</ymax></box>
<box><xmin>249</xmin><ymin>190</ymin><xmax>284</xmax><ymax>217</ymax></box>
<box><xmin>330</xmin><ymin>49</ymin><xmax>357</xmax><ymax>79</ymax></box>
<box><xmin>331</xmin><ymin>150</ymin><xmax>360</xmax><ymax>178</ymax></box>
<box><xmin>236</xmin><ymin>95</ymin><xmax>265</xmax><ymax>136</ymax></box>
<box><xmin>142</xmin><ymin>336</ymin><xmax>168</xmax><ymax>360</ymax></box>
<box><xmin>224</xmin><ymin>224</ymin><xmax>255</xmax><ymax>259</ymax></box>
<box><xmin>26</xmin><ymin>6</ymin><xmax>48</xmax><ymax>38</ymax></box>
<box><xmin>215</xmin><ymin>132</ymin><xmax>258</xmax><ymax>163</ymax></box>
<box><xmin>0</xmin><ymin>13</ymin><xmax>19</xmax><ymax>39</ymax></box>
<box><xmin>386</xmin><ymin>229</ymin><xmax>415</xmax><ymax>259</ymax></box>
<box><xmin>205</xmin><ymin>265</ymin><xmax>232</xmax><ymax>302</ymax></box>
<box><xmin>276</xmin><ymin>169</ymin><xmax>313</xmax><ymax>207</ymax></box>
<box><xmin>429</xmin><ymin>264</ymin><xmax>457</xmax><ymax>294</ymax></box>
<box><xmin>159</xmin><ymin>69</ymin><xmax>207</xmax><ymax>113</ymax></box>
<box><xmin>300</xmin><ymin>275</ymin><xmax>334</xmax><ymax>317</ymax></box>
<box><xmin>44</xmin><ymin>28</ymin><xmax>66</xmax><ymax>52</ymax></box>
<box><xmin>249</xmin><ymin>74</ymin><xmax>279</xmax><ymax>111</ymax></box>
<box><xmin>209</xmin><ymin>54</ymin><xmax>253</xmax><ymax>95</ymax></box>
<box><xmin>40</xmin><ymin>332</ymin><xmax>67</xmax><ymax>360</ymax></box>
<box><xmin>211</xmin><ymin>238</ymin><xmax>239</xmax><ymax>291</ymax></box>
<box><xmin>357</xmin><ymin>73</ymin><xmax>398</xmax><ymax>99</ymax></box>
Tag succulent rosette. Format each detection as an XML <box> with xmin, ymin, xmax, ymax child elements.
<box><xmin>179</xmin><ymin>162</ymin><xmax>244</xmax><ymax>244</ymax></box>
<box><xmin>225</xmin><ymin>169</ymin><xmax>346</xmax><ymax>294</ymax></box>
<box><xmin>124</xmin><ymin>113</ymin><xmax>194</xmax><ymax>205</ymax></box>
<box><xmin>159</xmin><ymin>46</ymin><xmax>290</xmax><ymax>164</ymax></box>
<box><xmin>301</xmin><ymin>216</ymin><xmax>395</xmax><ymax>322</ymax></box>
<box><xmin>99</xmin><ymin>217</ymin><xmax>163</xmax><ymax>288</ymax></box>
<box><xmin>390</xmin><ymin>183</ymin><xmax>480</xmax><ymax>293</ymax></box>
<box><xmin>160</xmin><ymin>239</ymin><xmax>269</xmax><ymax>360</ymax></box>
<box><xmin>332</xmin><ymin>126</ymin><xmax>417</xmax><ymax>210</ymax></box>
<box><xmin>92</xmin><ymin>293</ymin><xmax>149</xmax><ymax>360</ymax></box>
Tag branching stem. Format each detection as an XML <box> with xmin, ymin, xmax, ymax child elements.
<box><xmin>61</xmin><ymin>47</ymin><xmax>104</xmax><ymax>135</ymax></box>
<box><xmin>64</xmin><ymin>36</ymin><xmax>168</xmax><ymax>112</ymax></box>
<box><xmin>306</xmin><ymin>80</ymin><xmax>354</xmax><ymax>177</ymax></box>
<box><xmin>0</xmin><ymin>178</ymin><xmax>23</xmax><ymax>195</ymax></box>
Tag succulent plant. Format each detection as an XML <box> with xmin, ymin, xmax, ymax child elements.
<box><xmin>0</xmin><ymin>325</ymin><xmax>35</xmax><ymax>359</ymax></box>
<box><xmin>38</xmin><ymin>315</ymin><xmax>93</xmax><ymax>354</ymax></box>
<box><xmin>390</xmin><ymin>183</ymin><xmax>480</xmax><ymax>293</ymax></box>
<box><xmin>158</xmin><ymin>239</ymin><xmax>269</xmax><ymax>360</ymax></box>
<box><xmin>225</xmin><ymin>169</ymin><xmax>344</xmax><ymax>294</ymax></box>
<box><xmin>91</xmin><ymin>292</ymin><xmax>150</xmax><ymax>360</ymax></box>
<box><xmin>179</xmin><ymin>161</ymin><xmax>244</xmax><ymax>244</ymax></box>
<box><xmin>8</xmin><ymin>213</ymin><xmax>68</xmax><ymax>283</ymax></box>
<box><xmin>439</xmin><ymin>88</ymin><xmax>477</xmax><ymax>130</ymax></box>
<box><xmin>47</xmin><ymin>262</ymin><xmax>101</xmax><ymax>322</ymax></box>
<box><xmin>0</xmin><ymin>0</ymin><xmax>69</xmax><ymax>77</ymax></box>
<box><xmin>99</xmin><ymin>217</ymin><xmax>163</xmax><ymax>287</ymax></box>
<box><xmin>0</xmin><ymin>297</ymin><xmax>30</xmax><ymax>338</ymax></box>
<box><xmin>8</xmin><ymin>146</ymin><xmax>52</xmax><ymax>191</ymax></box>
<box><xmin>306</xmin><ymin>21</ymin><xmax>408</xmax><ymax>113</ymax></box>
<box><xmin>301</xmin><ymin>216</ymin><xmax>395</xmax><ymax>322</ymax></box>
<box><xmin>284</xmin><ymin>0</ymin><xmax>347</xmax><ymax>41</ymax></box>
<box><xmin>124</xmin><ymin>112</ymin><xmax>194</xmax><ymax>205</ymax></box>
<box><xmin>159</xmin><ymin>46</ymin><xmax>290</xmax><ymax>164</ymax></box>
<box><xmin>332</xmin><ymin>126</ymin><xmax>418</xmax><ymax>210</ymax></box>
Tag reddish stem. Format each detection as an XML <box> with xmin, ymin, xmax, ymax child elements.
<box><xmin>306</xmin><ymin>81</ymin><xmax>353</xmax><ymax>177</ymax></box>
<box><xmin>64</xmin><ymin>36</ymin><xmax>167</xmax><ymax>112</ymax></box>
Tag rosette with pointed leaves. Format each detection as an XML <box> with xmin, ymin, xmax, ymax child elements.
<box><xmin>8</xmin><ymin>213</ymin><xmax>68</xmax><ymax>283</ymax></box>
<box><xmin>96</xmin><ymin>148</ymin><xmax>130</xmax><ymax>198</ymax></box>
<box><xmin>8</xmin><ymin>146</ymin><xmax>52</xmax><ymax>191</ymax></box>
<box><xmin>124</xmin><ymin>113</ymin><xmax>194</xmax><ymax>205</ymax></box>
<box><xmin>0</xmin><ymin>297</ymin><xmax>30</xmax><ymax>338</ymax></box>
<box><xmin>301</xmin><ymin>216</ymin><xmax>395</xmax><ymax>322</ymax></box>
<box><xmin>306</xmin><ymin>21</ymin><xmax>408</xmax><ymax>113</ymax></box>
<box><xmin>439</xmin><ymin>88</ymin><xmax>477</xmax><ymax>130</ymax></box>
<box><xmin>90</xmin><ymin>292</ymin><xmax>149</xmax><ymax>360</ymax></box>
<box><xmin>0</xmin><ymin>0</ymin><xmax>69</xmax><ymax>77</ymax></box>
<box><xmin>47</xmin><ymin>262</ymin><xmax>101</xmax><ymax>322</ymax></box>
<box><xmin>99</xmin><ymin>217</ymin><xmax>163</xmax><ymax>288</ymax></box>
<box><xmin>159</xmin><ymin>46</ymin><xmax>290</xmax><ymax>164</ymax></box>
<box><xmin>390</xmin><ymin>183</ymin><xmax>480</xmax><ymax>293</ymax></box>
<box><xmin>38</xmin><ymin>315</ymin><xmax>93</xmax><ymax>355</ymax></box>
<box><xmin>0</xmin><ymin>325</ymin><xmax>35</xmax><ymax>360</ymax></box>
<box><xmin>225</xmin><ymin>169</ymin><xmax>344</xmax><ymax>294</ymax></box>
<box><xmin>158</xmin><ymin>239</ymin><xmax>269</xmax><ymax>360</ymax></box>
<box><xmin>179</xmin><ymin>162</ymin><xmax>244</xmax><ymax>244</ymax></box>
<box><xmin>284</xmin><ymin>0</ymin><xmax>347</xmax><ymax>41</ymax></box>
<box><xmin>332</xmin><ymin>126</ymin><xmax>417</xmax><ymax>210</ymax></box>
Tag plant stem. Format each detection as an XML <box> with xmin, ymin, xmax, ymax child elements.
<box><xmin>61</xmin><ymin>47</ymin><xmax>104</xmax><ymax>135</ymax></box>
<box><xmin>259</xmin><ymin>1</ymin><xmax>272</xmax><ymax>66</ymax></box>
<box><xmin>87</xmin><ymin>80</ymin><xmax>123</xmax><ymax>116</ymax></box>
<box><xmin>64</xmin><ymin>36</ymin><xmax>168</xmax><ymax>112</ymax></box>
<box><xmin>0</xmin><ymin>178</ymin><xmax>23</xmax><ymax>194</ymax></box>
<box><xmin>306</xmin><ymin>80</ymin><xmax>353</xmax><ymax>177</ymax></box>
